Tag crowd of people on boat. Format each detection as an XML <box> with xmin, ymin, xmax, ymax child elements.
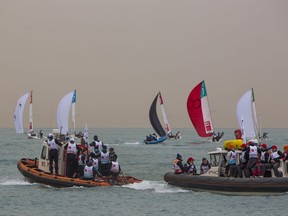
<box><xmin>224</xmin><ymin>140</ymin><xmax>286</xmax><ymax>178</ymax></box>
<box><xmin>173</xmin><ymin>140</ymin><xmax>288</xmax><ymax>178</ymax></box>
<box><xmin>46</xmin><ymin>133</ymin><xmax>121</xmax><ymax>181</ymax></box>
<box><xmin>173</xmin><ymin>153</ymin><xmax>211</xmax><ymax>175</ymax></box>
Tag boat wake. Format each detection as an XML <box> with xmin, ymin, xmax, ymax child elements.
<box><xmin>0</xmin><ymin>179</ymin><xmax>35</xmax><ymax>186</ymax></box>
<box><xmin>124</xmin><ymin>142</ymin><xmax>142</xmax><ymax>145</ymax></box>
<box><xmin>123</xmin><ymin>180</ymin><xmax>189</xmax><ymax>193</ymax></box>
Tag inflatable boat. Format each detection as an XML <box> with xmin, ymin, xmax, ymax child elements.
<box><xmin>17</xmin><ymin>130</ymin><xmax>142</xmax><ymax>187</ymax></box>
<box><xmin>18</xmin><ymin>158</ymin><xmax>141</xmax><ymax>188</ymax></box>
<box><xmin>164</xmin><ymin>145</ymin><xmax>288</xmax><ymax>195</ymax></box>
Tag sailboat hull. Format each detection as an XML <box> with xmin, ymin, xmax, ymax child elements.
<box><xmin>144</xmin><ymin>136</ymin><xmax>167</xmax><ymax>144</ymax></box>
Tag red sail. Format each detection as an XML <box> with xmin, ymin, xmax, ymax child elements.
<box><xmin>186</xmin><ymin>81</ymin><xmax>211</xmax><ymax>137</ymax></box>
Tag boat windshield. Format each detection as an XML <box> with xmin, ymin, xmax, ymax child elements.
<box><xmin>40</xmin><ymin>146</ymin><xmax>47</xmax><ymax>159</ymax></box>
<box><xmin>210</xmin><ymin>153</ymin><xmax>227</xmax><ymax>167</ymax></box>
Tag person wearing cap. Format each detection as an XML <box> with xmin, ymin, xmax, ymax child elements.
<box><xmin>173</xmin><ymin>154</ymin><xmax>185</xmax><ymax>174</ymax></box>
<box><xmin>200</xmin><ymin>158</ymin><xmax>211</xmax><ymax>174</ymax></box>
<box><xmin>184</xmin><ymin>157</ymin><xmax>197</xmax><ymax>174</ymax></box>
<box><xmin>267</xmin><ymin>145</ymin><xmax>284</xmax><ymax>177</ymax></box>
<box><xmin>109</xmin><ymin>147</ymin><xmax>118</xmax><ymax>162</ymax></box>
<box><xmin>237</xmin><ymin>144</ymin><xmax>247</xmax><ymax>178</ymax></box>
<box><xmin>46</xmin><ymin>133</ymin><xmax>62</xmax><ymax>175</ymax></box>
<box><xmin>244</xmin><ymin>141</ymin><xmax>261</xmax><ymax>178</ymax></box>
<box><xmin>64</xmin><ymin>137</ymin><xmax>80</xmax><ymax>177</ymax></box>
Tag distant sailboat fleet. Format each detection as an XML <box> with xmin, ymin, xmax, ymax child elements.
<box><xmin>13</xmin><ymin>84</ymin><xmax>267</xmax><ymax>145</ymax></box>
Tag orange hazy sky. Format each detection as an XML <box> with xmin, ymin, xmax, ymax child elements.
<box><xmin>1</xmin><ymin>1</ymin><xmax>288</xmax><ymax>129</ymax></box>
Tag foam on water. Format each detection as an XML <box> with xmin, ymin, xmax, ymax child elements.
<box><xmin>123</xmin><ymin>180</ymin><xmax>189</xmax><ymax>193</ymax></box>
<box><xmin>1</xmin><ymin>179</ymin><xmax>35</xmax><ymax>186</ymax></box>
<box><xmin>124</xmin><ymin>141</ymin><xmax>142</xmax><ymax>145</ymax></box>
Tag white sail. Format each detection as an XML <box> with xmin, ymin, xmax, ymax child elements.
<box><xmin>236</xmin><ymin>89</ymin><xmax>258</xmax><ymax>141</ymax></box>
<box><xmin>158</xmin><ymin>92</ymin><xmax>172</xmax><ymax>135</ymax></box>
<box><xmin>14</xmin><ymin>93</ymin><xmax>30</xmax><ymax>134</ymax></box>
<box><xmin>57</xmin><ymin>91</ymin><xmax>75</xmax><ymax>135</ymax></box>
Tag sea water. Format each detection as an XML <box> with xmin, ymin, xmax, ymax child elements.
<box><xmin>1</xmin><ymin>128</ymin><xmax>288</xmax><ymax>216</ymax></box>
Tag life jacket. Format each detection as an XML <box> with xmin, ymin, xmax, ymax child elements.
<box><xmin>100</xmin><ymin>151</ymin><xmax>110</xmax><ymax>164</ymax></box>
<box><xmin>83</xmin><ymin>166</ymin><xmax>93</xmax><ymax>178</ymax></box>
<box><xmin>173</xmin><ymin>159</ymin><xmax>182</xmax><ymax>174</ymax></box>
<box><xmin>228</xmin><ymin>150</ymin><xmax>236</xmax><ymax>165</ymax></box>
<box><xmin>88</xmin><ymin>144</ymin><xmax>95</xmax><ymax>154</ymax></box>
<box><xmin>249</xmin><ymin>146</ymin><xmax>258</xmax><ymax>159</ymax></box>
<box><xmin>188</xmin><ymin>164</ymin><xmax>197</xmax><ymax>174</ymax></box>
<box><xmin>201</xmin><ymin>163</ymin><xmax>210</xmax><ymax>174</ymax></box>
<box><xmin>110</xmin><ymin>161</ymin><xmax>120</xmax><ymax>173</ymax></box>
<box><xmin>47</xmin><ymin>139</ymin><xmax>58</xmax><ymax>150</ymax></box>
<box><xmin>67</xmin><ymin>143</ymin><xmax>77</xmax><ymax>154</ymax></box>
<box><xmin>78</xmin><ymin>154</ymin><xmax>86</xmax><ymax>166</ymax></box>
<box><xmin>95</xmin><ymin>141</ymin><xmax>103</xmax><ymax>152</ymax></box>
<box><xmin>240</xmin><ymin>151</ymin><xmax>246</xmax><ymax>163</ymax></box>
<box><xmin>92</xmin><ymin>158</ymin><xmax>99</xmax><ymax>169</ymax></box>
<box><xmin>271</xmin><ymin>151</ymin><xmax>281</xmax><ymax>160</ymax></box>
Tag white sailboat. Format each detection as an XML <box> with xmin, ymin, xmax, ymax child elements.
<box><xmin>236</xmin><ymin>88</ymin><xmax>259</xmax><ymax>144</ymax></box>
<box><xmin>14</xmin><ymin>92</ymin><xmax>30</xmax><ymax>134</ymax></box>
<box><xmin>57</xmin><ymin>90</ymin><xmax>77</xmax><ymax>136</ymax></box>
<box><xmin>14</xmin><ymin>91</ymin><xmax>39</xmax><ymax>139</ymax></box>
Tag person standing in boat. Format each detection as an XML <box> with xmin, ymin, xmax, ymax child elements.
<box><xmin>39</xmin><ymin>130</ymin><xmax>43</xmax><ymax>138</ymax></box>
<box><xmin>267</xmin><ymin>145</ymin><xmax>284</xmax><ymax>177</ymax></box>
<box><xmin>227</xmin><ymin>145</ymin><xmax>237</xmax><ymax>177</ymax></box>
<box><xmin>90</xmin><ymin>152</ymin><xmax>102</xmax><ymax>177</ymax></box>
<box><xmin>244</xmin><ymin>141</ymin><xmax>261</xmax><ymax>178</ymax></box>
<box><xmin>173</xmin><ymin>154</ymin><xmax>185</xmax><ymax>174</ymax></box>
<box><xmin>109</xmin><ymin>147</ymin><xmax>118</xmax><ymax>162</ymax></box>
<box><xmin>64</xmin><ymin>137</ymin><xmax>80</xmax><ymax>178</ymax></box>
<box><xmin>200</xmin><ymin>158</ymin><xmax>211</xmax><ymax>174</ymax></box>
<box><xmin>77</xmin><ymin>149</ymin><xmax>87</xmax><ymax>177</ymax></box>
<box><xmin>237</xmin><ymin>144</ymin><xmax>247</xmax><ymax>178</ymax></box>
<box><xmin>46</xmin><ymin>133</ymin><xmax>62</xmax><ymax>175</ymax></box>
<box><xmin>89</xmin><ymin>135</ymin><xmax>104</xmax><ymax>153</ymax></box>
<box><xmin>100</xmin><ymin>145</ymin><xmax>110</xmax><ymax>176</ymax></box>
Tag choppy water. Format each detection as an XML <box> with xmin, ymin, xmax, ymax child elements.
<box><xmin>1</xmin><ymin>128</ymin><xmax>288</xmax><ymax>216</ymax></box>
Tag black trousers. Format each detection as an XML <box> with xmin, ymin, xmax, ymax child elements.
<box><xmin>66</xmin><ymin>153</ymin><xmax>77</xmax><ymax>177</ymax></box>
<box><xmin>49</xmin><ymin>149</ymin><xmax>59</xmax><ymax>175</ymax></box>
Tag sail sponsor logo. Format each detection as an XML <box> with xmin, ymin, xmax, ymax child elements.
<box><xmin>205</xmin><ymin>121</ymin><xmax>212</xmax><ymax>131</ymax></box>
<box><xmin>191</xmin><ymin>99</ymin><xmax>201</xmax><ymax>109</ymax></box>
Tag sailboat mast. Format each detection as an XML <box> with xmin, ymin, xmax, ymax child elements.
<box><xmin>71</xmin><ymin>90</ymin><xmax>76</xmax><ymax>135</ymax></box>
<box><xmin>251</xmin><ymin>88</ymin><xmax>259</xmax><ymax>139</ymax></box>
<box><xmin>29</xmin><ymin>90</ymin><xmax>33</xmax><ymax>132</ymax></box>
